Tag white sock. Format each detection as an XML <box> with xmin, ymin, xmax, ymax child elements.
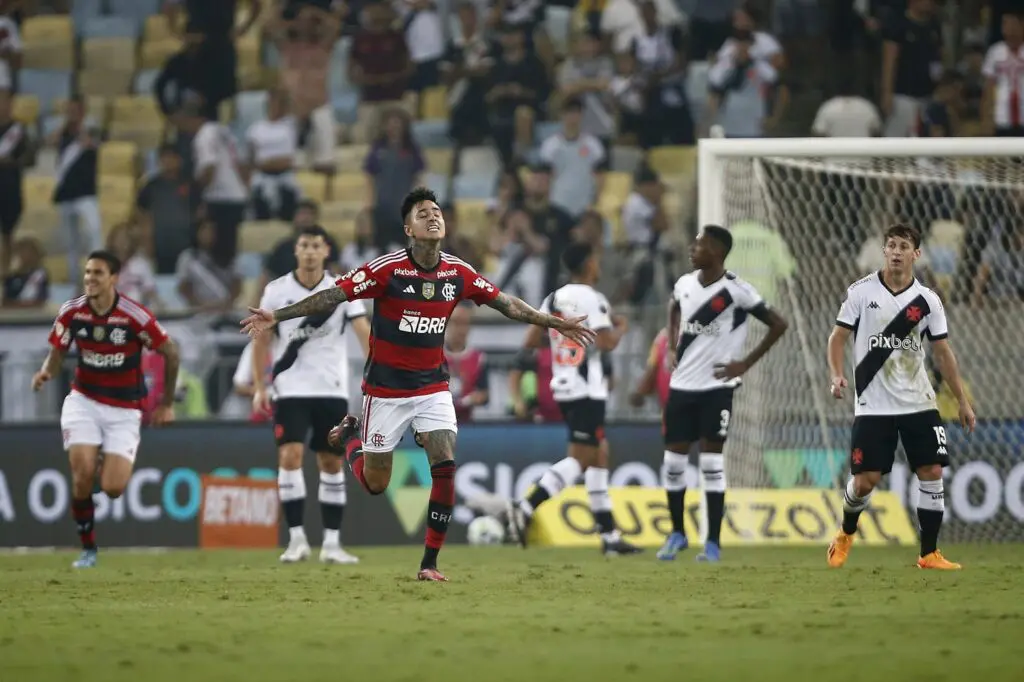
<box><xmin>843</xmin><ymin>477</ymin><xmax>872</xmax><ymax>513</ymax></box>
<box><xmin>521</xmin><ymin>456</ymin><xmax>583</xmax><ymax>518</ymax></box>
<box><xmin>917</xmin><ymin>478</ymin><xmax>944</xmax><ymax>512</ymax></box>
<box><xmin>662</xmin><ymin>450</ymin><xmax>688</xmax><ymax>492</ymax></box>
<box><xmin>323</xmin><ymin>529</ymin><xmax>341</xmax><ymax>547</ymax></box>
<box><xmin>699</xmin><ymin>453</ymin><xmax>726</xmax><ymax>492</ymax></box>
<box><xmin>585</xmin><ymin>467</ymin><xmax>619</xmax><ymax>542</ymax></box>
<box><xmin>288</xmin><ymin>526</ymin><xmax>306</xmax><ymax>543</ymax></box>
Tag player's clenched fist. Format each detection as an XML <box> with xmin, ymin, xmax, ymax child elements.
<box><xmin>830</xmin><ymin>376</ymin><xmax>847</xmax><ymax>399</ymax></box>
<box><xmin>31</xmin><ymin>369</ymin><xmax>51</xmax><ymax>391</ymax></box>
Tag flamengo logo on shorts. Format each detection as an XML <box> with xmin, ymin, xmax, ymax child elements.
<box><xmin>868</xmin><ymin>333</ymin><xmax>921</xmax><ymax>351</ymax></box>
<box><xmin>81</xmin><ymin>350</ymin><xmax>126</xmax><ymax>368</ymax></box>
<box><xmin>399</xmin><ymin>314</ymin><xmax>446</xmax><ymax>334</ymax></box>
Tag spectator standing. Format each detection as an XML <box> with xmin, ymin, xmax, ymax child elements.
<box><xmin>609</xmin><ymin>50</ymin><xmax>647</xmax><ymax>145</ymax></box>
<box><xmin>52</xmin><ymin>95</ymin><xmax>100</xmax><ymax>285</ymax></box>
<box><xmin>717</xmin><ymin>3</ymin><xmax>785</xmax><ymax>68</ymax></box>
<box><xmin>707</xmin><ymin>30</ymin><xmax>779</xmax><ymax>138</ymax></box>
<box><xmin>440</xmin><ymin>1</ymin><xmax>494</xmax><ymax>153</ymax></box>
<box><xmin>1</xmin><ymin>236</ymin><xmax>47</xmax><ymax>308</ymax></box>
<box><xmin>881</xmin><ymin>0</ymin><xmax>942</xmax><ymax>137</ymax></box>
<box><xmin>486</xmin><ymin>22</ymin><xmax>549</xmax><ymax>164</ymax></box>
<box><xmin>812</xmin><ymin>82</ymin><xmax>882</xmax><ymax>137</ymax></box>
<box><xmin>0</xmin><ymin>8</ymin><xmax>20</xmax><ymax>92</ymax></box>
<box><xmin>920</xmin><ymin>71</ymin><xmax>963</xmax><ymax>137</ymax></box>
<box><xmin>136</xmin><ymin>144</ymin><xmax>198</xmax><ymax>275</ymax></box>
<box><xmin>488</xmin><ymin>0</ymin><xmax>553</xmax><ymax>70</ymax></box>
<box><xmin>632</xmin><ymin>0</ymin><xmax>693</xmax><ymax>146</ymax></box>
<box><xmin>538</xmin><ymin>97</ymin><xmax>605</xmax><ymax>219</ymax></box>
<box><xmin>557</xmin><ymin>30</ymin><xmax>615</xmax><ymax>150</ymax></box>
<box><xmin>363</xmin><ymin>107</ymin><xmax>425</xmax><ymax>251</ymax></box>
<box><xmin>176</xmin><ymin>219</ymin><xmax>242</xmax><ymax>311</ymax></box>
<box><xmin>108</xmin><ymin>223</ymin><xmax>159</xmax><ymax>308</ymax></box>
<box><xmin>0</xmin><ymin>88</ymin><xmax>29</xmax><ymax>274</ymax></box>
<box><xmin>271</xmin><ymin>2</ymin><xmax>339</xmax><ymax>176</ymax></box>
<box><xmin>180</xmin><ymin>101</ymin><xmax>248</xmax><ymax>267</ymax></box>
<box><xmin>522</xmin><ymin>162</ymin><xmax>575</xmax><ymax>295</ymax></box>
<box><xmin>600</xmin><ymin>0</ymin><xmax>683</xmax><ymax>55</ymax></box>
<box><xmin>154</xmin><ymin>43</ymin><xmax>203</xmax><ymax>126</ymax></box>
<box><xmin>444</xmin><ymin>303</ymin><xmax>490</xmax><ymax>423</ymax></box>
<box><xmin>620</xmin><ymin>165</ymin><xmax>669</xmax><ymax>304</ymax></box>
<box><xmin>973</xmin><ymin>222</ymin><xmax>1024</xmax><ymax>308</ymax></box>
<box><xmin>256</xmin><ymin>199</ymin><xmax>340</xmax><ymax>300</ymax></box>
<box><xmin>982</xmin><ymin>11</ymin><xmax>1024</xmax><ymax>137</ymax></box>
<box><xmin>348</xmin><ymin>0</ymin><xmax>413</xmax><ymax>143</ymax></box>
<box><xmin>246</xmin><ymin>88</ymin><xmax>300</xmax><ymax>221</ymax></box>
<box><xmin>399</xmin><ymin>0</ymin><xmax>445</xmax><ymax>95</ymax></box>
<box><xmin>492</xmin><ymin>207</ymin><xmax>548</xmax><ymax>306</ymax></box>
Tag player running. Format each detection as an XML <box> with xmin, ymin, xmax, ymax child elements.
<box><xmin>251</xmin><ymin>225</ymin><xmax>370</xmax><ymax>565</ymax></box>
<box><xmin>657</xmin><ymin>226</ymin><xmax>788</xmax><ymax>562</ymax></box>
<box><xmin>242</xmin><ymin>187</ymin><xmax>596</xmax><ymax>581</ymax></box>
<box><xmin>32</xmin><ymin>250</ymin><xmax>180</xmax><ymax>568</ymax></box>
<box><xmin>827</xmin><ymin>224</ymin><xmax>974</xmax><ymax>570</ymax></box>
<box><xmin>505</xmin><ymin>242</ymin><xmax>641</xmax><ymax>556</ymax></box>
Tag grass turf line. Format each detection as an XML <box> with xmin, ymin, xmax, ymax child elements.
<box><xmin>0</xmin><ymin>545</ymin><xmax>1021</xmax><ymax>682</ymax></box>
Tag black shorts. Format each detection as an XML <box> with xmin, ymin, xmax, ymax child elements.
<box><xmin>850</xmin><ymin>409</ymin><xmax>950</xmax><ymax>475</ymax></box>
<box><xmin>0</xmin><ymin>189</ymin><xmax>22</xmax><ymax>236</ymax></box>
<box><xmin>663</xmin><ymin>388</ymin><xmax>734</xmax><ymax>446</ymax></box>
<box><xmin>274</xmin><ymin>397</ymin><xmax>349</xmax><ymax>452</ymax></box>
<box><xmin>557</xmin><ymin>398</ymin><xmax>606</xmax><ymax>447</ymax></box>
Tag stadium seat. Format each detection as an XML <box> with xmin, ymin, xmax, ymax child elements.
<box><xmin>23</xmin><ymin>176</ymin><xmax>56</xmax><ymax>208</ymax></box>
<box><xmin>40</xmin><ymin>114</ymin><xmax>64</xmax><ymax>140</ymax></box>
<box><xmin>610</xmin><ymin>145</ymin><xmax>644</xmax><ymax>174</ymax></box>
<box><xmin>320</xmin><ymin>201</ymin><xmax>363</xmax><ymax>223</ymax></box>
<box><xmin>54</xmin><ymin>96</ymin><xmax>108</xmax><ymax>128</ymax></box>
<box><xmin>297</xmin><ymin>171</ymin><xmax>328</xmax><ymax>203</ymax></box>
<box><xmin>154</xmin><ymin>274</ymin><xmax>188</xmax><ymax>311</ymax></box>
<box><xmin>330</xmin><ymin>173</ymin><xmax>364</xmax><ymax>203</ymax></box>
<box><xmin>81</xmin><ymin>16</ymin><xmax>140</xmax><ymax>40</ymax></box>
<box><xmin>424</xmin><ymin>148</ymin><xmax>453</xmax><ymax>176</ymax></box>
<box><xmin>98</xmin><ymin>175</ymin><xmax>137</xmax><ymax>206</ymax></box>
<box><xmin>336</xmin><ymin>144</ymin><xmax>369</xmax><ymax>173</ymax></box>
<box><xmin>18</xmin><ymin>69</ymin><xmax>72</xmax><ymax>115</ymax></box>
<box><xmin>412</xmin><ymin>119</ymin><xmax>450</xmax><ymax>149</ymax></box>
<box><xmin>140</xmin><ymin>39</ymin><xmax>182</xmax><ymax>70</ymax></box>
<box><xmin>82</xmin><ymin>38</ymin><xmax>138</xmax><ymax>72</ymax></box>
<box><xmin>331</xmin><ymin>91</ymin><xmax>360</xmax><ymax>125</ymax></box>
<box><xmin>323</xmin><ymin>219</ymin><xmax>356</xmax><ymax>246</ymax></box>
<box><xmin>423</xmin><ymin>173</ymin><xmax>449</xmax><ymax>205</ymax></box>
<box><xmin>32</xmin><ymin>149</ymin><xmax>58</xmax><ymax>176</ymax></box>
<box><xmin>453</xmin><ymin>173</ymin><xmax>497</xmax><ymax>200</ymax></box>
<box><xmin>133</xmin><ymin>69</ymin><xmax>161</xmax><ymax>95</ymax></box>
<box><xmin>601</xmin><ymin>171</ymin><xmax>633</xmax><ymax>202</ymax></box>
<box><xmin>99</xmin><ymin>200</ymin><xmax>133</xmax><ymax>232</ymax></box>
<box><xmin>419</xmin><ymin>86</ymin><xmax>448</xmax><ymax>120</ymax></box>
<box><xmin>111</xmin><ymin>96</ymin><xmax>162</xmax><ymax>125</ymax></box>
<box><xmin>12</xmin><ymin>95</ymin><xmax>40</xmax><ymax>126</ymax></box>
<box><xmin>45</xmin><ymin>255</ymin><xmax>71</xmax><ymax>285</ymax></box>
<box><xmin>235</xmin><ymin>91</ymin><xmax>268</xmax><ymax>131</ymax></box>
<box><xmin>143</xmin><ymin>14</ymin><xmax>173</xmax><ymax>42</ymax></box>
<box><xmin>20</xmin><ymin>16</ymin><xmax>75</xmax><ymax>70</ymax></box>
<box><xmin>18</xmin><ymin>206</ymin><xmax>60</xmax><ymax>240</ymax></box>
<box><xmin>70</xmin><ymin>0</ymin><xmax>104</xmax><ymax>28</ymax></box>
<box><xmin>98</xmin><ymin>141</ymin><xmax>139</xmax><ymax>178</ymax></box>
<box><xmin>78</xmin><ymin>69</ymin><xmax>133</xmax><ymax>98</ymax></box>
<box><xmin>455</xmin><ymin>199</ymin><xmax>489</xmax><ymax>240</ymax></box>
<box><xmin>647</xmin><ymin>146</ymin><xmax>697</xmax><ymax>177</ymax></box>
<box><xmin>239</xmin><ymin>220</ymin><xmax>291</xmax><ymax>254</ymax></box>
<box><xmin>107</xmin><ymin>121</ymin><xmax>165</xmax><ymax>150</ymax></box>
<box><xmin>459</xmin><ymin>146</ymin><xmax>500</xmax><ymax>178</ymax></box>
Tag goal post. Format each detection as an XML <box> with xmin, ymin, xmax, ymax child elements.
<box><xmin>697</xmin><ymin>136</ymin><xmax>1024</xmax><ymax>543</ymax></box>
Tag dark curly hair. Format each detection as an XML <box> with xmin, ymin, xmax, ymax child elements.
<box><xmin>400</xmin><ymin>187</ymin><xmax>440</xmax><ymax>222</ymax></box>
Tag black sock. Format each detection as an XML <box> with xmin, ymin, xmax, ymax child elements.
<box><xmin>706</xmin><ymin>492</ymin><xmax>725</xmax><ymax>545</ymax></box>
<box><xmin>421</xmin><ymin>546</ymin><xmax>439</xmax><ymax>569</ymax></box>
<box><xmin>667</xmin><ymin>489</ymin><xmax>686</xmax><ymax>535</ymax></box>
<box><xmin>594</xmin><ymin>510</ymin><xmax>615</xmax><ymax>535</ymax></box>
<box><xmin>71</xmin><ymin>497</ymin><xmax>96</xmax><ymax>550</ymax></box>
<box><xmin>282</xmin><ymin>499</ymin><xmax>304</xmax><ymax>529</ymax></box>
<box><xmin>842</xmin><ymin>510</ymin><xmax>862</xmax><ymax>535</ymax></box>
<box><xmin>526</xmin><ymin>486</ymin><xmax>551</xmax><ymax>513</ymax></box>
<box><xmin>918</xmin><ymin>509</ymin><xmax>943</xmax><ymax>556</ymax></box>
<box><xmin>321</xmin><ymin>502</ymin><xmax>343</xmax><ymax>532</ymax></box>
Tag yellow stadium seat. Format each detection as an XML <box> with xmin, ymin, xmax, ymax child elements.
<box><xmin>424</xmin><ymin>148</ymin><xmax>453</xmax><ymax>175</ymax></box>
<box><xmin>647</xmin><ymin>145</ymin><xmax>697</xmax><ymax>177</ymax></box>
<box><xmin>12</xmin><ymin>95</ymin><xmax>40</xmax><ymax>125</ymax></box>
<box><xmin>420</xmin><ymin>86</ymin><xmax>448</xmax><ymax>120</ymax></box>
<box><xmin>600</xmin><ymin>171</ymin><xmax>632</xmax><ymax>203</ymax></box>
<box><xmin>98</xmin><ymin>141</ymin><xmax>139</xmax><ymax>178</ymax></box>
<box><xmin>336</xmin><ymin>144</ymin><xmax>369</xmax><ymax>173</ymax></box>
<box><xmin>239</xmin><ymin>220</ymin><xmax>292</xmax><ymax>254</ymax></box>
<box><xmin>78</xmin><ymin>70</ymin><xmax>133</xmax><ymax>98</ymax></box>
<box><xmin>98</xmin><ymin>176</ymin><xmax>137</xmax><ymax>205</ymax></box>
<box><xmin>17</xmin><ymin>207</ymin><xmax>61</xmax><ymax>244</ymax></box>
<box><xmin>297</xmin><ymin>171</ymin><xmax>328</xmax><ymax>204</ymax></box>
<box><xmin>111</xmin><ymin>96</ymin><xmax>162</xmax><ymax>125</ymax></box>
<box><xmin>99</xmin><ymin>200</ymin><xmax>133</xmax><ymax>234</ymax></box>
<box><xmin>82</xmin><ymin>38</ymin><xmax>138</xmax><ymax>72</ymax></box>
<box><xmin>21</xmin><ymin>16</ymin><xmax>74</xmax><ymax>70</ymax></box>
<box><xmin>323</xmin><ymin>219</ymin><xmax>355</xmax><ymax>246</ymax></box>
<box><xmin>320</xmin><ymin>201</ymin><xmax>364</xmax><ymax>223</ymax></box>
<box><xmin>330</xmin><ymin>173</ymin><xmax>365</xmax><ymax>203</ymax></box>
<box><xmin>143</xmin><ymin>15</ymin><xmax>173</xmax><ymax>42</ymax></box>
<box><xmin>23</xmin><ymin>176</ymin><xmax>56</xmax><ymax>208</ymax></box>
<box><xmin>455</xmin><ymin>199</ymin><xmax>489</xmax><ymax>240</ymax></box>
<box><xmin>140</xmin><ymin>39</ymin><xmax>182</xmax><ymax>69</ymax></box>
<box><xmin>55</xmin><ymin>96</ymin><xmax>108</xmax><ymax>125</ymax></box>
<box><xmin>45</xmin><ymin>255</ymin><xmax>71</xmax><ymax>285</ymax></box>
<box><xmin>108</xmin><ymin>121</ymin><xmax>165</xmax><ymax>150</ymax></box>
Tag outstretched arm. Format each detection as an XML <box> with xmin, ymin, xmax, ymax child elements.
<box><xmin>273</xmin><ymin>287</ymin><xmax>349</xmax><ymax>323</ymax></box>
<box><xmin>487</xmin><ymin>292</ymin><xmax>563</xmax><ymax>328</ymax></box>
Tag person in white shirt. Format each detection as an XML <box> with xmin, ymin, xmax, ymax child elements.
<box><xmin>982</xmin><ymin>10</ymin><xmax>1024</xmax><ymax>137</ymax></box>
<box><xmin>251</xmin><ymin>224</ymin><xmax>371</xmax><ymax>565</ymax></box>
<box><xmin>506</xmin><ymin>242</ymin><xmax>640</xmax><ymax>556</ymax></box>
<box><xmin>827</xmin><ymin>223</ymin><xmax>974</xmax><ymax>571</ymax></box>
<box><xmin>600</xmin><ymin>0</ymin><xmax>683</xmax><ymax>55</ymax></box>
<box><xmin>180</xmin><ymin>100</ymin><xmax>248</xmax><ymax>267</ymax></box>
<box><xmin>107</xmin><ymin>224</ymin><xmax>158</xmax><ymax>308</ymax></box>
<box><xmin>246</xmin><ymin>88</ymin><xmax>301</xmax><ymax>221</ymax></box>
<box><xmin>0</xmin><ymin>13</ymin><xmax>21</xmax><ymax>92</ymax></box>
<box><xmin>812</xmin><ymin>84</ymin><xmax>882</xmax><ymax>137</ymax></box>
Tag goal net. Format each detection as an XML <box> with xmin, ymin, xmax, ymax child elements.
<box><xmin>699</xmin><ymin>137</ymin><xmax>1024</xmax><ymax>543</ymax></box>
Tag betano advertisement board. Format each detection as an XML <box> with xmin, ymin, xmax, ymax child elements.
<box><xmin>0</xmin><ymin>422</ymin><xmax>1022</xmax><ymax>547</ymax></box>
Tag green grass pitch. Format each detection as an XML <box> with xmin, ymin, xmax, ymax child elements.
<box><xmin>1</xmin><ymin>545</ymin><xmax>1022</xmax><ymax>682</ymax></box>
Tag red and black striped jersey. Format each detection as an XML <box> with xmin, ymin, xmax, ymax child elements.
<box><xmin>336</xmin><ymin>249</ymin><xmax>500</xmax><ymax>398</ymax></box>
<box><xmin>48</xmin><ymin>294</ymin><xmax>169</xmax><ymax>409</ymax></box>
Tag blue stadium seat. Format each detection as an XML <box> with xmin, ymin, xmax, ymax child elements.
<box><xmin>80</xmin><ymin>15</ymin><xmax>140</xmax><ymax>39</ymax></box>
<box><xmin>143</xmin><ymin>148</ymin><xmax>159</xmax><ymax>175</ymax></box>
<box><xmin>49</xmin><ymin>283</ymin><xmax>75</xmax><ymax>305</ymax></box>
<box><xmin>332</xmin><ymin>91</ymin><xmax>359</xmax><ymax>125</ymax></box>
<box><xmin>545</xmin><ymin>7</ymin><xmax>572</xmax><ymax>57</ymax></box>
<box><xmin>18</xmin><ymin>69</ymin><xmax>72</xmax><ymax>114</ymax></box>
<box><xmin>263</xmin><ymin>42</ymin><xmax>281</xmax><ymax>69</ymax></box>
<box><xmin>534</xmin><ymin>121</ymin><xmax>562</xmax><ymax>143</ymax></box>
<box><xmin>71</xmin><ymin>0</ymin><xmax>103</xmax><ymax>28</ymax></box>
<box><xmin>235</xmin><ymin>253</ymin><xmax>264</xmax><ymax>280</ymax></box>
<box><xmin>133</xmin><ymin>69</ymin><xmax>160</xmax><ymax>95</ymax></box>
<box><xmin>412</xmin><ymin>119</ymin><xmax>449</xmax><ymax>149</ymax></box>
<box><xmin>453</xmin><ymin>173</ymin><xmax>497</xmax><ymax>200</ymax></box>
<box><xmin>107</xmin><ymin>0</ymin><xmax>163</xmax><ymax>24</ymax></box>
<box><xmin>40</xmin><ymin>113</ymin><xmax>63</xmax><ymax>140</ymax></box>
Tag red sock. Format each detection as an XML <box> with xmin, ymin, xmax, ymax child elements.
<box><xmin>422</xmin><ymin>460</ymin><xmax>456</xmax><ymax>569</ymax></box>
<box><xmin>345</xmin><ymin>438</ymin><xmax>374</xmax><ymax>494</ymax></box>
<box><xmin>71</xmin><ymin>497</ymin><xmax>96</xmax><ymax>550</ymax></box>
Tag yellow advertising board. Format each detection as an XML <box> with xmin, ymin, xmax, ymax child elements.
<box><xmin>529</xmin><ymin>487</ymin><xmax>916</xmax><ymax>547</ymax></box>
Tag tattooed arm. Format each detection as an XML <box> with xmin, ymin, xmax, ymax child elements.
<box><xmin>486</xmin><ymin>292</ymin><xmax>565</xmax><ymax>328</ymax></box>
<box><xmin>272</xmin><ymin>287</ymin><xmax>349</xmax><ymax>323</ymax></box>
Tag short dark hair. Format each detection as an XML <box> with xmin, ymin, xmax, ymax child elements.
<box><xmin>296</xmin><ymin>225</ymin><xmax>330</xmax><ymax>243</ymax></box>
<box><xmin>296</xmin><ymin>198</ymin><xmax>320</xmax><ymax>216</ymax></box>
<box><xmin>884</xmin><ymin>223</ymin><xmax>922</xmax><ymax>248</ymax></box>
<box><xmin>401</xmin><ymin>187</ymin><xmax>440</xmax><ymax>222</ymax></box>
<box><xmin>702</xmin><ymin>224</ymin><xmax>733</xmax><ymax>257</ymax></box>
<box><xmin>158</xmin><ymin>143</ymin><xmax>179</xmax><ymax>156</ymax></box>
<box><xmin>562</xmin><ymin>241</ymin><xmax>595</xmax><ymax>275</ymax></box>
<box><xmin>86</xmin><ymin>250</ymin><xmax>122</xmax><ymax>275</ymax></box>
<box><xmin>562</xmin><ymin>95</ymin><xmax>584</xmax><ymax>113</ymax></box>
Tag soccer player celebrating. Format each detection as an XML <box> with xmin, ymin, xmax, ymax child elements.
<box><xmin>657</xmin><ymin>226</ymin><xmax>788</xmax><ymax>562</ymax></box>
<box><xmin>827</xmin><ymin>224</ymin><xmax>974</xmax><ymax>570</ymax></box>
<box><xmin>251</xmin><ymin>225</ymin><xmax>370</xmax><ymax>564</ymax></box>
<box><xmin>242</xmin><ymin>188</ymin><xmax>596</xmax><ymax>581</ymax></box>
<box><xmin>505</xmin><ymin>243</ymin><xmax>641</xmax><ymax>556</ymax></box>
<box><xmin>32</xmin><ymin>251</ymin><xmax>180</xmax><ymax>568</ymax></box>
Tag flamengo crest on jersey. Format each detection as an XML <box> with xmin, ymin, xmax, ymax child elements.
<box><xmin>669</xmin><ymin>271</ymin><xmax>766</xmax><ymax>392</ymax></box>
<box><xmin>835</xmin><ymin>272</ymin><xmax>947</xmax><ymax>416</ymax></box>
<box><xmin>540</xmin><ymin>283</ymin><xmax>613</xmax><ymax>401</ymax></box>
<box><xmin>261</xmin><ymin>271</ymin><xmax>366</xmax><ymax>399</ymax></box>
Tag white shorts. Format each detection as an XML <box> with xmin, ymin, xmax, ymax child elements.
<box><xmin>360</xmin><ymin>392</ymin><xmax>458</xmax><ymax>453</ymax></box>
<box><xmin>306</xmin><ymin>103</ymin><xmax>336</xmax><ymax>169</ymax></box>
<box><xmin>60</xmin><ymin>390</ymin><xmax>142</xmax><ymax>462</ymax></box>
